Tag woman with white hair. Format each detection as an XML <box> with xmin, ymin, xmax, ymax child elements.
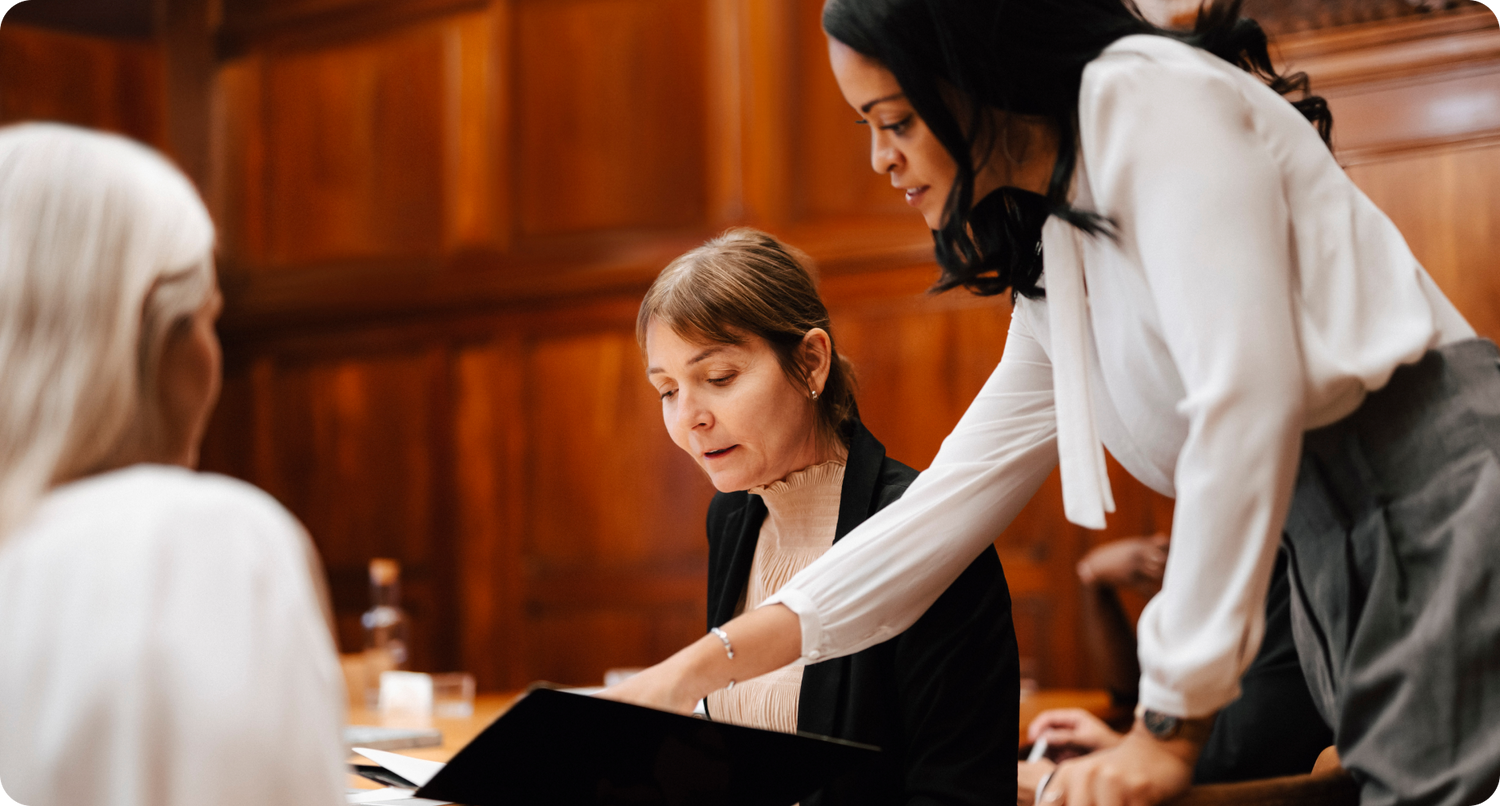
<box><xmin>0</xmin><ymin>123</ymin><xmax>346</xmax><ymax>806</ymax></box>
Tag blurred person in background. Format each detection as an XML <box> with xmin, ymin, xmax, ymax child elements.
<box><xmin>638</xmin><ymin>228</ymin><xmax>1017</xmax><ymax>806</ymax></box>
<box><xmin>1017</xmin><ymin>537</ymin><xmax>1330</xmax><ymax>804</ymax></box>
<box><xmin>607</xmin><ymin>2</ymin><xmax>1498</xmax><ymax>805</ymax></box>
<box><xmin>0</xmin><ymin>123</ymin><xmax>346</xmax><ymax>806</ymax></box>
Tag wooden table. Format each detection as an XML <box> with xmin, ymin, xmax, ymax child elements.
<box><xmin>346</xmin><ymin>693</ymin><xmax>517</xmax><ymax>789</ymax></box>
<box><xmin>348</xmin><ymin>688</ymin><xmax>1120</xmax><ymax>789</ymax></box>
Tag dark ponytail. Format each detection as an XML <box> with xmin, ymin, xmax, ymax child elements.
<box><xmin>823</xmin><ymin>0</ymin><xmax>1333</xmax><ymax>301</ymax></box>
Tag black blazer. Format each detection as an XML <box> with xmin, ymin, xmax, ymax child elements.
<box><xmin>705</xmin><ymin>421</ymin><xmax>1019</xmax><ymax>806</ymax></box>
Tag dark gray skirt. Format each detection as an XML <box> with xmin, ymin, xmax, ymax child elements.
<box><xmin>1283</xmin><ymin>338</ymin><xmax>1500</xmax><ymax>806</ymax></box>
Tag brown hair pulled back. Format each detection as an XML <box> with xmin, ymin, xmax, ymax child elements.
<box><xmin>637</xmin><ymin>228</ymin><xmax>858</xmax><ymax>449</ymax></box>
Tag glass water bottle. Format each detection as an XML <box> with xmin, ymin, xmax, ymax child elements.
<box><xmin>361</xmin><ymin>558</ymin><xmax>410</xmax><ymax>709</ymax></box>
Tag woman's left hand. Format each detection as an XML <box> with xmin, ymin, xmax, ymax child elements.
<box><xmin>597</xmin><ymin>661</ymin><xmax>700</xmax><ymax>714</ymax></box>
<box><xmin>1041</xmin><ymin>727</ymin><xmax>1195</xmax><ymax>806</ymax></box>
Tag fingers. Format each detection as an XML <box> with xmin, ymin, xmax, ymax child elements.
<box><xmin>1045</xmin><ymin>734</ymin><xmax>1194</xmax><ymax>806</ymax></box>
<box><xmin>1028</xmin><ymin>708</ymin><xmax>1090</xmax><ymax>740</ymax></box>
<box><xmin>1054</xmin><ymin>757</ymin><xmax>1147</xmax><ymax>806</ymax></box>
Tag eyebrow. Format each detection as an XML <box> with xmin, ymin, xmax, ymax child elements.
<box><xmin>646</xmin><ymin>345</ymin><xmax>729</xmax><ymax>377</ymax></box>
<box><xmin>860</xmin><ymin>92</ymin><xmax>905</xmax><ymax>114</ymax></box>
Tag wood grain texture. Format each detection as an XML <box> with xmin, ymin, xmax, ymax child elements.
<box><xmin>261</xmin><ymin>23</ymin><xmax>447</xmax><ymax>265</ymax></box>
<box><xmin>0</xmin><ymin>24</ymin><xmax>166</xmax><ymax>147</ymax></box>
<box><xmin>514</xmin><ymin>0</ymin><xmax>708</xmax><ymax>236</ymax></box>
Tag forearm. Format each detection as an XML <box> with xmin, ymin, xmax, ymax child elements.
<box><xmin>1079</xmin><ymin>585</ymin><xmax>1140</xmax><ymax>703</ymax></box>
<box><xmin>604</xmin><ymin>604</ymin><xmax>802</xmax><ymax>713</ymax></box>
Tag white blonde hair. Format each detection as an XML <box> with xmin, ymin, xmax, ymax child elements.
<box><xmin>0</xmin><ymin>123</ymin><xmax>216</xmax><ymax>538</ymax></box>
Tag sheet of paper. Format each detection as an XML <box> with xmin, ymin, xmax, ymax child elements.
<box><xmin>346</xmin><ymin>787</ymin><xmax>451</xmax><ymax>805</ymax></box>
<box><xmin>352</xmin><ymin>747</ymin><xmax>446</xmax><ymax>788</ymax></box>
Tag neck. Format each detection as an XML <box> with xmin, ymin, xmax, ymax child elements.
<box><xmin>977</xmin><ymin>114</ymin><xmax>1059</xmax><ymax>198</ymax></box>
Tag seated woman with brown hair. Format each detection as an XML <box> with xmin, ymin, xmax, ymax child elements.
<box><xmin>0</xmin><ymin>123</ymin><xmax>346</xmax><ymax>806</ymax></box>
<box><xmin>637</xmin><ymin>228</ymin><xmax>1018</xmax><ymax>806</ymax></box>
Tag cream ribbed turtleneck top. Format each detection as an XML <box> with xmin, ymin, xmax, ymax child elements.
<box><xmin>706</xmin><ymin>460</ymin><xmax>846</xmax><ymax>733</ymax></box>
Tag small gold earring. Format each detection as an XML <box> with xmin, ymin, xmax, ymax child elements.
<box><xmin>811</xmin><ymin>390</ymin><xmax>820</xmax><ymax>400</ymax></box>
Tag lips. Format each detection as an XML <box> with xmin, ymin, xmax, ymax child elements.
<box><xmin>903</xmin><ymin>186</ymin><xmax>929</xmax><ymax>207</ymax></box>
<box><xmin>703</xmin><ymin>446</ymin><xmax>737</xmax><ymax>460</ymax></box>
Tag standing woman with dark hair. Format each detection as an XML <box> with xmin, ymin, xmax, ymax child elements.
<box><xmin>605</xmin><ymin>3</ymin><xmax>1498</xmax><ymax>806</ymax></box>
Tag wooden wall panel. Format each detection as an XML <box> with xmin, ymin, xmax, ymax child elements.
<box><xmin>1347</xmin><ymin>142</ymin><xmax>1500</xmax><ymax>341</ymax></box>
<box><xmin>205</xmin><ymin>348</ymin><xmax>461</xmax><ymax>673</ymax></box>
<box><xmin>790</xmin><ymin>0</ymin><xmax>908</xmax><ymax>221</ymax></box>
<box><xmin>0</xmin><ymin>24</ymin><xmax>165</xmax><ymax>148</ymax></box>
<box><xmin>261</xmin><ymin>25</ymin><xmax>448</xmax><ymax>265</ymax></box>
<box><xmin>515</xmin><ymin>0</ymin><xmax>708</xmax><ymax>236</ymax></box>
<box><xmin>452</xmin><ymin>340</ymin><xmax>530</xmax><ymax>688</ymax></box>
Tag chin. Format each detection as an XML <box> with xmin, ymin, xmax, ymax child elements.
<box><xmin>701</xmin><ymin>468</ymin><xmax>741</xmax><ymax>494</ymax></box>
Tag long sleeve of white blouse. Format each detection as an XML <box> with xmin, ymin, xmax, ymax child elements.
<box><xmin>762</xmin><ymin>313</ymin><xmax>1060</xmax><ymax>662</ymax></box>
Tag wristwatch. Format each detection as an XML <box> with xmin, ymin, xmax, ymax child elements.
<box><xmin>1135</xmin><ymin>704</ymin><xmax>1216</xmax><ymax>744</ymax></box>
<box><xmin>1141</xmin><ymin>708</ymin><xmax>1184</xmax><ymax>739</ymax></box>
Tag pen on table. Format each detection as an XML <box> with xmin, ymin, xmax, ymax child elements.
<box><xmin>1027</xmin><ymin>736</ymin><xmax>1049</xmax><ymax>764</ymax></box>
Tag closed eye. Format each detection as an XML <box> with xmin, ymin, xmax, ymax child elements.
<box><xmin>659</xmin><ymin>388</ymin><xmax>677</xmax><ymax>401</ymax></box>
<box><xmin>708</xmin><ymin>374</ymin><xmax>736</xmax><ymax>386</ymax></box>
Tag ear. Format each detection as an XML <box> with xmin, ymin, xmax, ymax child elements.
<box><xmin>799</xmin><ymin>328</ymin><xmax>834</xmax><ymax>397</ymax></box>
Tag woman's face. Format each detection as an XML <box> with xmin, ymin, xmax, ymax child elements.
<box><xmin>828</xmin><ymin>37</ymin><xmax>1051</xmax><ymax>227</ymax></box>
<box><xmin>645</xmin><ymin>320</ymin><xmax>824</xmax><ymax>493</ymax></box>
<box><xmin>157</xmin><ymin>282</ymin><xmax>224</xmax><ymax>468</ymax></box>
<box><xmin>828</xmin><ymin>37</ymin><xmax>955</xmax><ymax>230</ymax></box>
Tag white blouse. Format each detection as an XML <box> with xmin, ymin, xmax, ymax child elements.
<box><xmin>764</xmin><ymin>34</ymin><xmax>1475</xmax><ymax>718</ymax></box>
<box><xmin>0</xmin><ymin>465</ymin><xmax>347</xmax><ymax>806</ymax></box>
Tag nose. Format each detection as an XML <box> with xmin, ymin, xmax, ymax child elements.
<box><xmin>673</xmin><ymin>386</ymin><xmax>712</xmax><ymax>435</ymax></box>
<box><xmin>870</xmin><ymin>130</ymin><xmax>900</xmax><ymax>177</ymax></box>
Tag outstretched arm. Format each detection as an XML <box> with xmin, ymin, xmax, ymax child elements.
<box><xmin>601</xmin><ymin>601</ymin><xmax>801</xmax><ymax>713</ymax></box>
<box><xmin>606</xmin><ymin>309</ymin><xmax>1058</xmax><ymax>711</ymax></box>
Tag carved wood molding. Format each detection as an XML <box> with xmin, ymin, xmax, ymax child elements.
<box><xmin>1272</xmin><ymin>6</ymin><xmax>1500</xmax><ymax>165</ymax></box>
<box><xmin>1276</xmin><ymin>5</ymin><xmax>1500</xmax><ymax>88</ymax></box>
<box><xmin>218</xmin><ymin>0</ymin><xmax>488</xmax><ymax>55</ymax></box>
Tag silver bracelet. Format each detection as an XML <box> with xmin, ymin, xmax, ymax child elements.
<box><xmin>1034</xmin><ymin>770</ymin><xmax>1055</xmax><ymax>806</ymax></box>
<box><xmin>709</xmin><ymin>627</ymin><xmax>735</xmax><ymax>659</ymax></box>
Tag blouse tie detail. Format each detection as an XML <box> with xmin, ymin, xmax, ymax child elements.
<box><xmin>1043</xmin><ymin>215</ymin><xmax>1116</xmax><ymax>530</ymax></box>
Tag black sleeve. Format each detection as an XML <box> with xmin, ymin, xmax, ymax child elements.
<box><xmin>889</xmin><ymin>547</ymin><xmax>1020</xmax><ymax>806</ymax></box>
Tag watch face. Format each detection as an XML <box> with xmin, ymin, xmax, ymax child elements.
<box><xmin>1143</xmin><ymin>710</ymin><xmax>1182</xmax><ymax>739</ymax></box>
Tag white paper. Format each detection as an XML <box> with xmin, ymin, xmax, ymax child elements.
<box><xmin>346</xmin><ymin>788</ymin><xmax>450</xmax><ymax>806</ymax></box>
<box><xmin>351</xmin><ymin>748</ymin><xmax>446</xmax><ymax>788</ymax></box>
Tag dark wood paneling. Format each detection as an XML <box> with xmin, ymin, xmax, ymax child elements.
<box><xmin>4</xmin><ymin>0</ymin><xmax>155</xmax><ymax>40</ymax></box>
<box><xmin>791</xmin><ymin>0</ymin><xmax>908</xmax><ymax>221</ymax></box>
<box><xmin>1348</xmin><ymin>142</ymin><xmax>1500</xmax><ymax>342</ymax></box>
<box><xmin>210</xmin><ymin>348</ymin><xmax>460</xmax><ymax>673</ymax></box>
<box><xmin>260</xmin><ymin>23</ymin><xmax>447</xmax><ymax>265</ymax></box>
<box><xmin>0</xmin><ymin>24</ymin><xmax>166</xmax><ymax>147</ymax></box>
<box><xmin>514</xmin><ymin>0</ymin><xmax>708</xmax><ymax>236</ymax></box>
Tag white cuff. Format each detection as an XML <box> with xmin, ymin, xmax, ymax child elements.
<box><xmin>757</xmin><ymin>588</ymin><xmax>825</xmax><ymax>665</ymax></box>
<box><xmin>1136</xmin><ymin>673</ymin><xmax>1238</xmax><ymax>720</ymax></box>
